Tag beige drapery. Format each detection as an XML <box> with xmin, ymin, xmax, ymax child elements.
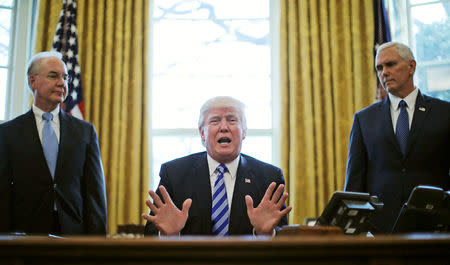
<box><xmin>35</xmin><ymin>0</ymin><xmax>149</xmax><ymax>234</ymax></box>
<box><xmin>280</xmin><ymin>0</ymin><xmax>376</xmax><ymax>225</ymax></box>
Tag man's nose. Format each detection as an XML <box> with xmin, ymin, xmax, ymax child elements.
<box><xmin>218</xmin><ymin>120</ymin><xmax>229</xmax><ymax>131</ymax></box>
<box><xmin>56</xmin><ymin>77</ymin><xmax>65</xmax><ymax>86</ymax></box>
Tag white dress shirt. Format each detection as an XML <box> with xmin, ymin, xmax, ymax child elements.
<box><xmin>33</xmin><ymin>104</ymin><xmax>60</xmax><ymax>210</ymax></box>
<box><xmin>32</xmin><ymin>105</ymin><xmax>61</xmax><ymax>144</ymax></box>
<box><xmin>207</xmin><ymin>154</ymin><xmax>239</xmax><ymax>213</ymax></box>
<box><xmin>388</xmin><ymin>88</ymin><xmax>418</xmax><ymax>133</ymax></box>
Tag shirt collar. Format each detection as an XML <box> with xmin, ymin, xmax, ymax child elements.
<box><xmin>32</xmin><ymin>104</ymin><xmax>60</xmax><ymax>121</ymax></box>
<box><xmin>388</xmin><ymin>87</ymin><xmax>418</xmax><ymax>110</ymax></box>
<box><xmin>207</xmin><ymin>154</ymin><xmax>240</xmax><ymax>180</ymax></box>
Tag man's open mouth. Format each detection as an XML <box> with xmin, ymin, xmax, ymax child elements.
<box><xmin>218</xmin><ymin>137</ymin><xmax>231</xmax><ymax>144</ymax></box>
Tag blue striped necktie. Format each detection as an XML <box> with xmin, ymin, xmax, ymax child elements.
<box><xmin>42</xmin><ymin>112</ymin><xmax>59</xmax><ymax>178</ymax></box>
<box><xmin>396</xmin><ymin>100</ymin><xmax>409</xmax><ymax>155</ymax></box>
<box><xmin>212</xmin><ymin>164</ymin><xmax>229</xmax><ymax>236</ymax></box>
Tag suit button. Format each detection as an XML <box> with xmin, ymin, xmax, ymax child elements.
<box><xmin>401</xmin><ymin>168</ymin><xmax>406</xmax><ymax>173</ymax></box>
<box><xmin>53</xmin><ymin>183</ymin><xmax>57</xmax><ymax>189</ymax></box>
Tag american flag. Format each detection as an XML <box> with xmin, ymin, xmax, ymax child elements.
<box><xmin>374</xmin><ymin>0</ymin><xmax>391</xmax><ymax>100</ymax></box>
<box><xmin>374</xmin><ymin>0</ymin><xmax>391</xmax><ymax>50</ymax></box>
<box><xmin>51</xmin><ymin>0</ymin><xmax>84</xmax><ymax>120</ymax></box>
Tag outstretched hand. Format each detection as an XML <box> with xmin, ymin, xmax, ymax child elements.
<box><xmin>245</xmin><ymin>182</ymin><xmax>292</xmax><ymax>235</ymax></box>
<box><xmin>141</xmin><ymin>185</ymin><xmax>192</xmax><ymax>235</ymax></box>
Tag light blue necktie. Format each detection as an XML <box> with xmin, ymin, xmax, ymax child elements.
<box><xmin>396</xmin><ymin>100</ymin><xmax>409</xmax><ymax>156</ymax></box>
<box><xmin>212</xmin><ymin>164</ymin><xmax>229</xmax><ymax>236</ymax></box>
<box><xmin>42</xmin><ymin>112</ymin><xmax>59</xmax><ymax>178</ymax></box>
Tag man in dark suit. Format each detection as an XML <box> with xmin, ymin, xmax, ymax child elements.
<box><xmin>345</xmin><ymin>42</ymin><xmax>450</xmax><ymax>233</ymax></box>
<box><xmin>0</xmin><ymin>51</ymin><xmax>107</xmax><ymax>235</ymax></box>
<box><xmin>142</xmin><ymin>96</ymin><xmax>292</xmax><ymax>236</ymax></box>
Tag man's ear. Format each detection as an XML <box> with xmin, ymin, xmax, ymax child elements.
<box><xmin>28</xmin><ymin>75</ymin><xmax>36</xmax><ymax>92</ymax></box>
<box><xmin>199</xmin><ymin>127</ymin><xmax>205</xmax><ymax>143</ymax></box>
<box><xmin>409</xmin><ymin>59</ymin><xmax>416</xmax><ymax>75</ymax></box>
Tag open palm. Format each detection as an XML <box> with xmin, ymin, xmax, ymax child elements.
<box><xmin>142</xmin><ymin>185</ymin><xmax>192</xmax><ymax>235</ymax></box>
<box><xmin>245</xmin><ymin>182</ymin><xmax>292</xmax><ymax>235</ymax></box>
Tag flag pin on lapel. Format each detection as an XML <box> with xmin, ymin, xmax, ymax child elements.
<box><xmin>419</xmin><ymin>107</ymin><xmax>426</xmax><ymax>112</ymax></box>
<box><xmin>245</xmin><ymin>178</ymin><xmax>251</xmax><ymax>184</ymax></box>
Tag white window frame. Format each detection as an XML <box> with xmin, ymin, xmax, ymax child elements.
<box><xmin>270</xmin><ymin>0</ymin><xmax>281</xmax><ymax>167</ymax></box>
<box><xmin>386</xmin><ymin>0</ymin><xmax>450</xmax><ymax>99</ymax></box>
<box><xmin>1</xmin><ymin>0</ymin><xmax>37</xmax><ymax>122</ymax></box>
<box><xmin>147</xmin><ymin>0</ymin><xmax>281</xmax><ymax>189</ymax></box>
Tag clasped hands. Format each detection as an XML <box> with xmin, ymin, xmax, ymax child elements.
<box><xmin>141</xmin><ymin>182</ymin><xmax>292</xmax><ymax>235</ymax></box>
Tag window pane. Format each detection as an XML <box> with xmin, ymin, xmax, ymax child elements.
<box><xmin>411</xmin><ymin>3</ymin><xmax>450</xmax><ymax>100</ymax></box>
<box><xmin>241</xmin><ymin>135</ymin><xmax>272</xmax><ymax>163</ymax></box>
<box><xmin>0</xmin><ymin>8</ymin><xmax>12</xmax><ymax>66</ymax></box>
<box><xmin>410</xmin><ymin>0</ymin><xmax>439</xmax><ymax>5</ymax></box>
<box><xmin>151</xmin><ymin>135</ymin><xmax>205</xmax><ymax>189</ymax></box>
<box><xmin>151</xmin><ymin>134</ymin><xmax>272</xmax><ymax>190</ymax></box>
<box><xmin>0</xmin><ymin>0</ymin><xmax>13</xmax><ymax>7</ymax></box>
<box><xmin>152</xmin><ymin>76</ymin><xmax>271</xmax><ymax>129</ymax></box>
<box><xmin>0</xmin><ymin>68</ymin><xmax>7</xmax><ymax>119</ymax></box>
<box><xmin>151</xmin><ymin>0</ymin><xmax>271</xmax><ymax>128</ymax></box>
<box><xmin>150</xmin><ymin>0</ymin><xmax>273</xmax><ymax>190</ymax></box>
<box><xmin>154</xmin><ymin>0</ymin><xmax>269</xmax><ymax>19</ymax></box>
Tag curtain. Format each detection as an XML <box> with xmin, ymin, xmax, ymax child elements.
<box><xmin>280</xmin><ymin>0</ymin><xmax>375</xmax><ymax>225</ymax></box>
<box><xmin>35</xmin><ymin>0</ymin><xmax>150</xmax><ymax>234</ymax></box>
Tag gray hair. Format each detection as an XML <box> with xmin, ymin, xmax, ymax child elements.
<box><xmin>376</xmin><ymin>42</ymin><xmax>415</xmax><ymax>65</ymax></box>
<box><xmin>198</xmin><ymin>96</ymin><xmax>247</xmax><ymax>130</ymax></box>
<box><xmin>27</xmin><ymin>51</ymin><xmax>64</xmax><ymax>76</ymax></box>
<box><xmin>27</xmin><ymin>51</ymin><xmax>65</xmax><ymax>90</ymax></box>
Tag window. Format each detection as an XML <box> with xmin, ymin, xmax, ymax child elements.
<box><xmin>149</xmin><ymin>0</ymin><xmax>279</xmax><ymax>189</ymax></box>
<box><xmin>387</xmin><ymin>0</ymin><xmax>450</xmax><ymax>101</ymax></box>
<box><xmin>0</xmin><ymin>0</ymin><xmax>36</xmax><ymax>122</ymax></box>
<box><xmin>0</xmin><ymin>0</ymin><xmax>14</xmax><ymax>120</ymax></box>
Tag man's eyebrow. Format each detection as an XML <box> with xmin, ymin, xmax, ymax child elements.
<box><xmin>208</xmin><ymin>115</ymin><xmax>221</xmax><ymax>120</ymax></box>
<box><xmin>376</xmin><ymin>60</ymin><xmax>396</xmax><ymax>69</ymax></box>
<box><xmin>47</xmin><ymin>70</ymin><xmax>66</xmax><ymax>75</ymax></box>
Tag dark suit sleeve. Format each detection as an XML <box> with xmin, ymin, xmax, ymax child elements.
<box><xmin>0</xmin><ymin>126</ymin><xmax>11</xmax><ymax>233</ymax></box>
<box><xmin>344</xmin><ymin>114</ymin><xmax>367</xmax><ymax>192</ymax></box>
<box><xmin>83</xmin><ymin>124</ymin><xmax>107</xmax><ymax>234</ymax></box>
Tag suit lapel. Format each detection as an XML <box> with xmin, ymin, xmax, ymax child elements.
<box><xmin>55</xmin><ymin>110</ymin><xmax>69</xmax><ymax>181</ymax></box>
<box><xmin>23</xmin><ymin>109</ymin><xmax>53</xmax><ymax>181</ymax></box>
<box><xmin>23</xmin><ymin>110</ymin><xmax>43</xmax><ymax>151</ymax></box>
<box><xmin>381</xmin><ymin>98</ymin><xmax>402</xmax><ymax>154</ymax></box>
<box><xmin>190</xmin><ymin>153</ymin><xmax>213</xmax><ymax>233</ymax></box>
<box><xmin>229</xmin><ymin>155</ymin><xmax>254</xmax><ymax>234</ymax></box>
<box><xmin>405</xmin><ymin>91</ymin><xmax>429</xmax><ymax>157</ymax></box>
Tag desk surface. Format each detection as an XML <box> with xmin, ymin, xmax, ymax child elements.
<box><xmin>1</xmin><ymin>234</ymin><xmax>450</xmax><ymax>265</ymax></box>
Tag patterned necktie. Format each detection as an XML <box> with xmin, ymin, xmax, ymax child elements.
<box><xmin>396</xmin><ymin>100</ymin><xmax>409</xmax><ymax>156</ymax></box>
<box><xmin>212</xmin><ymin>164</ymin><xmax>229</xmax><ymax>236</ymax></box>
<box><xmin>42</xmin><ymin>112</ymin><xmax>59</xmax><ymax>178</ymax></box>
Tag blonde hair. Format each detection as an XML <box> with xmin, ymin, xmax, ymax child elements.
<box><xmin>198</xmin><ymin>96</ymin><xmax>247</xmax><ymax>130</ymax></box>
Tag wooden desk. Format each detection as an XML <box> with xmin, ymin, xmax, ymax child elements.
<box><xmin>1</xmin><ymin>234</ymin><xmax>449</xmax><ymax>265</ymax></box>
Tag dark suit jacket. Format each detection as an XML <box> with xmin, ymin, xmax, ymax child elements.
<box><xmin>0</xmin><ymin>109</ymin><xmax>107</xmax><ymax>235</ymax></box>
<box><xmin>144</xmin><ymin>152</ymin><xmax>288</xmax><ymax>235</ymax></box>
<box><xmin>344</xmin><ymin>91</ymin><xmax>450</xmax><ymax>233</ymax></box>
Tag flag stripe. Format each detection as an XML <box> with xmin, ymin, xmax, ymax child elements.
<box><xmin>52</xmin><ymin>0</ymin><xmax>84</xmax><ymax>120</ymax></box>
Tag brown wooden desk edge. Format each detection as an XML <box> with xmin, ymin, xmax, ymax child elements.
<box><xmin>1</xmin><ymin>234</ymin><xmax>450</xmax><ymax>264</ymax></box>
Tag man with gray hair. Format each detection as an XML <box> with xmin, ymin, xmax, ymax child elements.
<box><xmin>0</xmin><ymin>51</ymin><xmax>107</xmax><ymax>235</ymax></box>
<box><xmin>143</xmin><ymin>96</ymin><xmax>291</xmax><ymax>236</ymax></box>
<box><xmin>344</xmin><ymin>42</ymin><xmax>450</xmax><ymax>233</ymax></box>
